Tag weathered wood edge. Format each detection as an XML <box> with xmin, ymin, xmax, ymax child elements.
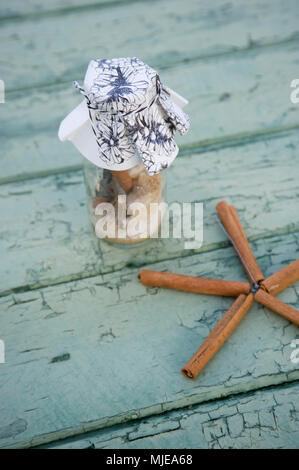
<box><xmin>36</xmin><ymin>380</ymin><xmax>299</xmax><ymax>449</ymax></box>
<box><xmin>3</xmin><ymin>373</ymin><xmax>299</xmax><ymax>449</ymax></box>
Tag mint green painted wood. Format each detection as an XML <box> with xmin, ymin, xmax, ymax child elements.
<box><xmin>0</xmin><ymin>0</ymin><xmax>128</xmax><ymax>19</ymax></box>
<box><xmin>1</xmin><ymin>0</ymin><xmax>299</xmax><ymax>450</ymax></box>
<box><xmin>0</xmin><ymin>233</ymin><xmax>298</xmax><ymax>448</ymax></box>
<box><xmin>2</xmin><ymin>0</ymin><xmax>299</xmax><ymax>92</ymax></box>
<box><xmin>39</xmin><ymin>381</ymin><xmax>299</xmax><ymax>449</ymax></box>
<box><xmin>1</xmin><ymin>38</ymin><xmax>299</xmax><ymax>182</ymax></box>
<box><xmin>1</xmin><ymin>131</ymin><xmax>298</xmax><ymax>296</ymax></box>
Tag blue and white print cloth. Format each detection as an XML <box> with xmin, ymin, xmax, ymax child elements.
<box><xmin>74</xmin><ymin>57</ymin><xmax>190</xmax><ymax>175</ymax></box>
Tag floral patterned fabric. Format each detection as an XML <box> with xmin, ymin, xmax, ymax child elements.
<box><xmin>74</xmin><ymin>57</ymin><xmax>190</xmax><ymax>175</ymax></box>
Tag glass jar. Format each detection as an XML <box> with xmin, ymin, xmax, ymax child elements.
<box><xmin>83</xmin><ymin>158</ymin><xmax>166</xmax><ymax>246</ymax></box>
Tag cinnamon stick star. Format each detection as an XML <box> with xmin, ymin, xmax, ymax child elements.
<box><xmin>216</xmin><ymin>201</ymin><xmax>299</xmax><ymax>324</ymax></box>
<box><xmin>138</xmin><ymin>201</ymin><xmax>299</xmax><ymax>380</ymax></box>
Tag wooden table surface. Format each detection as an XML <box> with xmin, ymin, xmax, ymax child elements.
<box><xmin>0</xmin><ymin>0</ymin><xmax>299</xmax><ymax>449</ymax></box>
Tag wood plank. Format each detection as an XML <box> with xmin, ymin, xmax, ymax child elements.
<box><xmin>0</xmin><ymin>232</ymin><xmax>298</xmax><ymax>448</ymax></box>
<box><xmin>39</xmin><ymin>381</ymin><xmax>299</xmax><ymax>449</ymax></box>
<box><xmin>1</xmin><ymin>131</ymin><xmax>298</xmax><ymax>296</ymax></box>
<box><xmin>0</xmin><ymin>0</ymin><xmax>129</xmax><ymax>20</ymax></box>
<box><xmin>1</xmin><ymin>0</ymin><xmax>299</xmax><ymax>92</ymax></box>
<box><xmin>2</xmin><ymin>41</ymin><xmax>299</xmax><ymax>183</ymax></box>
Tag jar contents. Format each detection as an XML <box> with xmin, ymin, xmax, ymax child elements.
<box><xmin>60</xmin><ymin>57</ymin><xmax>190</xmax><ymax>247</ymax></box>
<box><xmin>86</xmin><ymin>163</ymin><xmax>166</xmax><ymax>245</ymax></box>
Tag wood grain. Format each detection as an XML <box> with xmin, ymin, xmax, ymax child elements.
<box><xmin>1</xmin><ymin>42</ymin><xmax>299</xmax><ymax>182</ymax></box>
<box><xmin>2</xmin><ymin>0</ymin><xmax>299</xmax><ymax>91</ymax></box>
<box><xmin>1</xmin><ymin>0</ymin><xmax>299</xmax><ymax>450</ymax></box>
<box><xmin>38</xmin><ymin>381</ymin><xmax>299</xmax><ymax>449</ymax></box>
<box><xmin>0</xmin><ymin>233</ymin><xmax>298</xmax><ymax>448</ymax></box>
<box><xmin>1</xmin><ymin>132</ymin><xmax>298</xmax><ymax>296</ymax></box>
<box><xmin>0</xmin><ymin>0</ymin><xmax>130</xmax><ymax>19</ymax></box>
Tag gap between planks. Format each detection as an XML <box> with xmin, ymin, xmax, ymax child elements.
<box><xmin>4</xmin><ymin>372</ymin><xmax>299</xmax><ymax>449</ymax></box>
<box><xmin>0</xmin><ymin>0</ymin><xmax>153</xmax><ymax>23</ymax></box>
<box><xmin>1</xmin><ymin>220</ymin><xmax>298</xmax><ymax>448</ymax></box>
<box><xmin>1</xmin><ymin>227</ymin><xmax>299</xmax><ymax>299</ymax></box>
<box><xmin>4</xmin><ymin>31</ymin><xmax>299</xmax><ymax>96</ymax></box>
<box><xmin>1</xmin><ymin>124</ymin><xmax>298</xmax><ymax>187</ymax></box>
<box><xmin>34</xmin><ymin>379</ymin><xmax>299</xmax><ymax>449</ymax></box>
<box><xmin>1</xmin><ymin>129</ymin><xmax>298</xmax><ymax>297</ymax></box>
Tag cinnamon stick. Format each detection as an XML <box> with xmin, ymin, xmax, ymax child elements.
<box><xmin>110</xmin><ymin>170</ymin><xmax>133</xmax><ymax>193</ymax></box>
<box><xmin>138</xmin><ymin>270</ymin><xmax>250</xmax><ymax>297</ymax></box>
<box><xmin>216</xmin><ymin>201</ymin><xmax>264</xmax><ymax>284</ymax></box>
<box><xmin>181</xmin><ymin>293</ymin><xmax>254</xmax><ymax>379</ymax></box>
<box><xmin>229</xmin><ymin>205</ymin><xmax>248</xmax><ymax>245</ymax></box>
<box><xmin>261</xmin><ymin>259</ymin><xmax>299</xmax><ymax>295</ymax></box>
<box><xmin>255</xmin><ymin>288</ymin><xmax>299</xmax><ymax>326</ymax></box>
